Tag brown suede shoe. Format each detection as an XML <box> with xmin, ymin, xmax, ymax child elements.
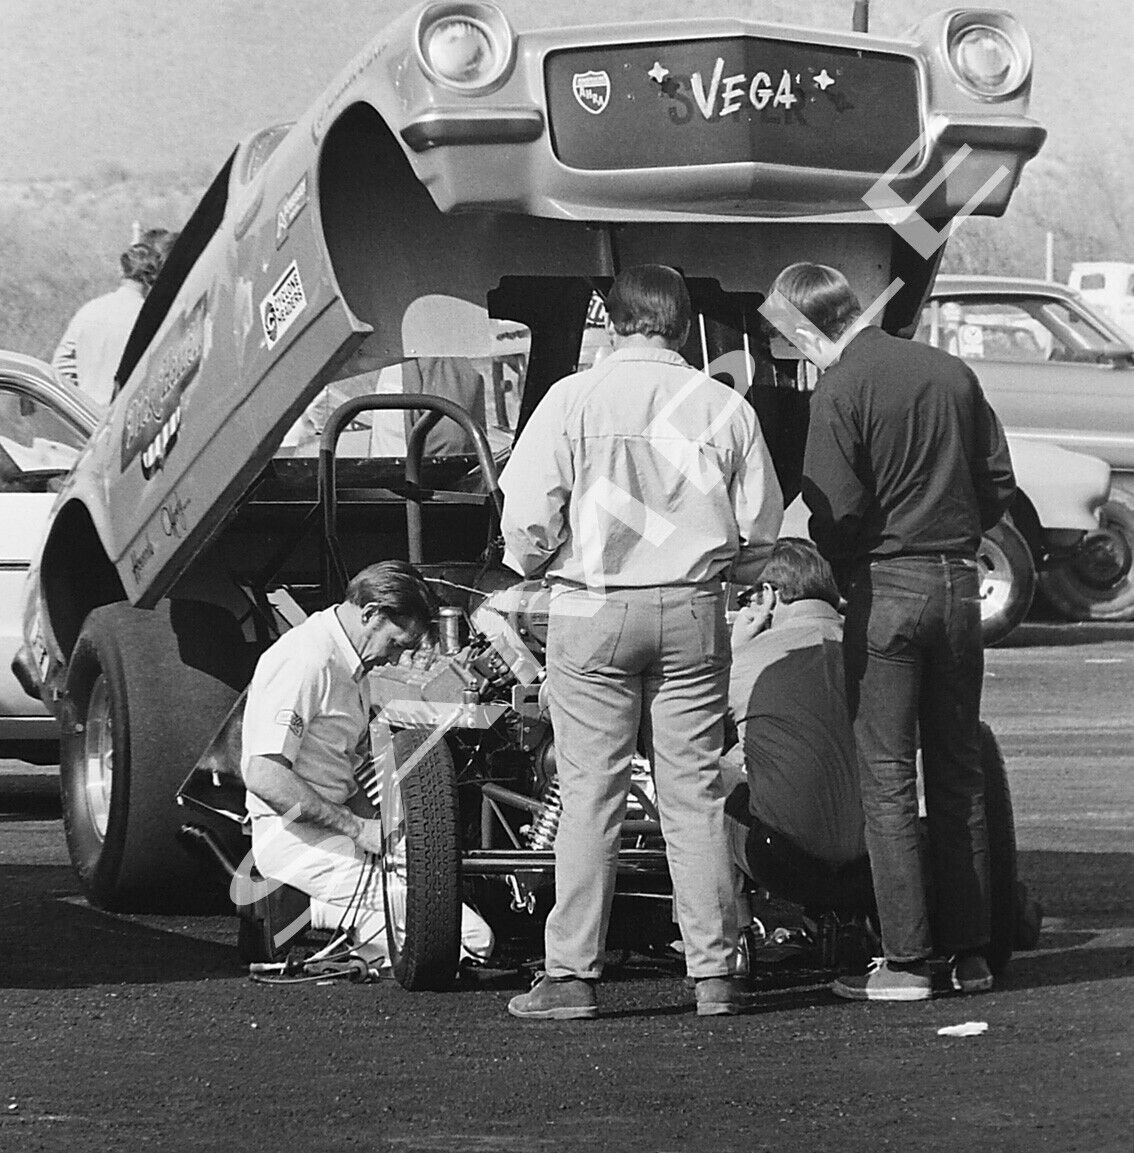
<box><xmin>508</xmin><ymin>974</ymin><xmax>598</xmax><ymax>1020</ymax></box>
<box><xmin>694</xmin><ymin>976</ymin><xmax>742</xmax><ymax>1016</ymax></box>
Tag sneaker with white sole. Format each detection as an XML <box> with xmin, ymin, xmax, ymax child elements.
<box><xmin>951</xmin><ymin>953</ymin><xmax>994</xmax><ymax>993</ymax></box>
<box><xmin>831</xmin><ymin>957</ymin><xmax>932</xmax><ymax>1001</ymax></box>
<box><xmin>507</xmin><ymin>974</ymin><xmax>598</xmax><ymax>1020</ymax></box>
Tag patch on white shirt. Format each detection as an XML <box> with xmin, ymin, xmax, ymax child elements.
<box><xmin>275</xmin><ymin>709</ymin><xmax>305</xmax><ymax>737</ymax></box>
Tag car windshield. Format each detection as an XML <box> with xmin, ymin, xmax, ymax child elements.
<box><xmin>0</xmin><ymin>386</ymin><xmax>85</xmax><ymax>490</ymax></box>
<box><xmin>917</xmin><ymin>296</ymin><xmax>1122</xmax><ymax>361</ymax></box>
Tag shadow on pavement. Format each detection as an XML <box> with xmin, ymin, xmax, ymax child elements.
<box><xmin>1</xmin><ymin>848</ymin><xmax>1128</xmax><ymax>996</ymax></box>
<box><xmin>1018</xmin><ymin>850</ymin><xmax>1134</xmax><ymax>920</ymax></box>
<box><xmin>998</xmin><ymin>619</ymin><xmax>1134</xmax><ymax>647</ymax></box>
<box><xmin>0</xmin><ymin>770</ymin><xmax>61</xmax><ymax>819</ymax></box>
<box><xmin>1002</xmin><ymin>940</ymin><xmax>1134</xmax><ymax>991</ymax></box>
<box><xmin>0</xmin><ymin>865</ymin><xmax>240</xmax><ymax>990</ymax></box>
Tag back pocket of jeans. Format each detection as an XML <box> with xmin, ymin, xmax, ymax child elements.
<box><xmin>689</xmin><ymin>591</ymin><xmax>729</xmax><ymax>667</ymax></box>
<box><xmin>549</xmin><ymin>597</ymin><xmax>628</xmax><ymax>672</ymax></box>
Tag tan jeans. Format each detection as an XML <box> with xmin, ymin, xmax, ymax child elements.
<box><xmin>543</xmin><ymin>584</ymin><xmax>737</xmax><ymax>980</ymax></box>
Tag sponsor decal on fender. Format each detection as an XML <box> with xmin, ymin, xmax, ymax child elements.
<box><xmin>121</xmin><ymin>296</ymin><xmax>207</xmax><ymax>475</ymax></box>
<box><xmin>275</xmin><ymin>174</ymin><xmax>308</xmax><ymax>247</ymax></box>
<box><xmin>261</xmin><ymin>261</ymin><xmax>307</xmax><ymax>349</ymax></box>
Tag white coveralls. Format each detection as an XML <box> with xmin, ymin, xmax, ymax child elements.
<box><xmin>241</xmin><ymin>607</ymin><xmax>494</xmax><ymax>964</ymax></box>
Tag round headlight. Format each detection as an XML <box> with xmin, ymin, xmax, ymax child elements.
<box><xmin>425</xmin><ymin>18</ymin><xmax>493</xmax><ymax>85</ymax></box>
<box><xmin>952</xmin><ymin>26</ymin><xmax>1017</xmax><ymax>93</ymax></box>
<box><xmin>416</xmin><ymin>4</ymin><xmax>515</xmax><ymax>94</ymax></box>
<box><xmin>945</xmin><ymin>15</ymin><xmax>1030</xmax><ymax>101</ymax></box>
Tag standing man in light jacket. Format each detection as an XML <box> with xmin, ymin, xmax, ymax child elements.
<box><xmin>773</xmin><ymin>262</ymin><xmax>1016</xmax><ymax>1000</ymax></box>
<box><xmin>52</xmin><ymin>229</ymin><xmax>177</xmax><ymax>407</ymax></box>
<box><xmin>501</xmin><ymin>265</ymin><xmax>783</xmax><ymax>1020</ymax></box>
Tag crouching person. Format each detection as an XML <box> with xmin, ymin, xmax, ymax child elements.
<box><xmin>722</xmin><ymin>540</ymin><xmax>873</xmax><ymax>945</ymax></box>
<box><xmin>241</xmin><ymin>560</ymin><xmax>494</xmax><ymax>972</ymax></box>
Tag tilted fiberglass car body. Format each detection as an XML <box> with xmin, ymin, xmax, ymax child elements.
<box><xmin>20</xmin><ymin>3</ymin><xmax>1045</xmax><ymax>984</ymax></box>
<box><xmin>922</xmin><ymin>276</ymin><xmax>1134</xmax><ymax>621</ymax></box>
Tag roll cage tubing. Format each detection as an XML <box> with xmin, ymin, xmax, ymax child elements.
<box><xmin>318</xmin><ymin>393</ymin><xmax>505</xmax><ymax>602</ymax></box>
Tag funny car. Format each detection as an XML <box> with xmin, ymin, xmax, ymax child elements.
<box><xmin>19</xmin><ymin>2</ymin><xmax>1045</xmax><ymax>982</ymax></box>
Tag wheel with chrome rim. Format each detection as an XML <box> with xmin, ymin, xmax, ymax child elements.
<box><xmin>60</xmin><ymin>601</ymin><xmax>248</xmax><ymax>911</ymax></box>
<box><xmin>977</xmin><ymin>516</ymin><xmax>1036</xmax><ymax>646</ymax></box>
<box><xmin>79</xmin><ymin>674</ymin><xmax>114</xmax><ymax>841</ymax></box>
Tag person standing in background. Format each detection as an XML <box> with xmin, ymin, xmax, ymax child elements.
<box><xmin>52</xmin><ymin>227</ymin><xmax>177</xmax><ymax>407</ymax></box>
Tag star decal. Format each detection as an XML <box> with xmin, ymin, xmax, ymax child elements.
<box><xmin>813</xmin><ymin>69</ymin><xmax>835</xmax><ymax>91</ymax></box>
<box><xmin>647</xmin><ymin>61</ymin><xmax>669</xmax><ymax>84</ymax></box>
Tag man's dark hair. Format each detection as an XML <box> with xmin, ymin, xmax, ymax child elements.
<box><xmin>761</xmin><ymin>538</ymin><xmax>840</xmax><ymax>608</ymax></box>
<box><xmin>119</xmin><ymin>228</ymin><xmax>178</xmax><ymax>290</ymax></box>
<box><xmin>606</xmin><ymin>264</ymin><xmax>692</xmax><ymax>344</ymax></box>
<box><xmin>770</xmin><ymin>262</ymin><xmax>862</xmax><ymax>341</ymax></box>
<box><xmin>345</xmin><ymin>560</ymin><xmax>437</xmax><ymax>631</ymax></box>
<box><xmin>119</xmin><ymin>242</ymin><xmax>165</xmax><ymax>289</ymax></box>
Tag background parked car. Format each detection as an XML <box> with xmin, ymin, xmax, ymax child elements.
<box><xmin>920</xmin><ymin>276</ymin><xmax>1134</xmax><ymax>622</ymax></box>
<box><xmin>1069</xmin><ymin>262</ymin><xmax>1134</xmax><ymax>345</ymax></box>
<box><xmin>781</xmin><ymin>433</ymin><xmax>1111</xmax><ymax>646</ymax></box>
<box><xmin>1</xmin><ymin>351</ymin><xmax>98</xmax><ymax>761</ymax></box>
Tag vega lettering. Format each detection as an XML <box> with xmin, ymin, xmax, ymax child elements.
<box><xmin>121</xmin><ymin>297</ymin><xmax>206</xmax><ymax>473</ymax></box>
<box><xmin>669</xmin><ymin>60</ymin><xmax>802</xmax><ymax>123</ymax></box>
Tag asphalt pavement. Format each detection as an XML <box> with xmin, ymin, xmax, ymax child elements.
<box><xmin>0</xmin><ymin>627</ymin><xmax>1131</xmax><ymax>1152</ymax></box>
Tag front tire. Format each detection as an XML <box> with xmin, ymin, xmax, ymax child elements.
<box><xmin>379</xmin><ymin>727</ymin><xmax>462</xmax><ymax>990</ymax></box>
<box><xmin>978</xmin><ymin>517</ymin><xmax>1036</xmax><ymax>645</ymax></box>
<box><xmin>60</xmin><ymin>601</ymin><xmax>251</xmax><ymax>911</ymax></box>
<box><xmin>1037</xmin><ymin>483</ymin><xmax>1134</xmax><ymax>622</ymax></box>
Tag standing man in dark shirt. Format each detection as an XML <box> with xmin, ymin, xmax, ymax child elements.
<box><xmin>771</xmin><ymin>262</ymin><xmax>1016</xmax><ymax>1000</ymax></box>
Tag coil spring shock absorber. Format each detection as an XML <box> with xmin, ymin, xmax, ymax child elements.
<box><xmin>524</xmin><ymin>775</ymin><xmax>562</xmax><ymax>849</ymax></box>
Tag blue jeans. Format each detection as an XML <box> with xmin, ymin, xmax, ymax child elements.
<box><xmin>842</xmin><ymin>556</ymin><xmax>990</xmax><ymax>962</ymax></box>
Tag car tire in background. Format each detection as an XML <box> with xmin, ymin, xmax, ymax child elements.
<box><xmin>60</xmin><ymin>601</ymin><xmax>252</xmax><ymax>911</ymax></box>
<box><xmin>1038</xmin><ymin>482</ymin><xmax>1134</xmax><ymax>622</ymax></box>
<box><xmin>380</xmin><ymin>727</ymin><xmax>462</xmax><ymax>990</ymax></box>
<box><xmin>978</xmin><ymin>516</ymin><xmax>1036</xmax><ymax>646</ymax></box>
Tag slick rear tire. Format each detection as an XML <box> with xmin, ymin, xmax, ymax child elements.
<box><xmin>60</xmin><ymin>600</ymin><xmax>252</xmax><ymax>912</ymax></box>
<box><xmin>981</xmin><ymin>722</ymin><xmax>1018</xmax><ymax>978</ymax></box>
<box><xmin>1038</xmin><ymin>483</ymin><xmax>1134</xmax><ymax>622</ymax></box>
<box><xmin>978</xmin><ymin>517</ymin><xmax>1036</xmax><ymax>645</ymax></box>
<box><xmin>379</xmin><ymin>728</ymin><xmax>462</xmax><ymax>990</ymax></box>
